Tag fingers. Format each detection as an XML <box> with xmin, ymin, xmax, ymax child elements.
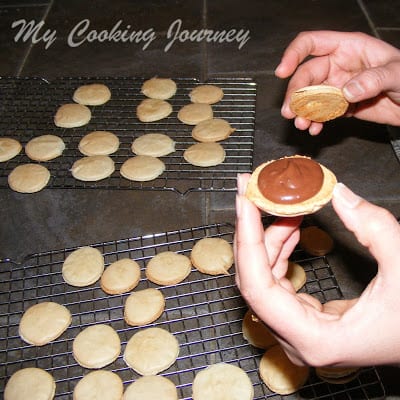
<box><xmin>264</xmin><ymin>217</ymin><xmax>302</xmax><ymax>279</ymax></box>
<box><xmin>343</xmin><ymin>60</ymin><xmax>400</xmax><ymax>103</ymax></box>
<box><xmin>293</xmin><ymin>117</ymin><xmax>324</xmax><ymax>136</ymax></box>
<box><xmin>332</xmin><ymin>183</ymin><xmax>400</xmax><ymax>276</ymax></box>
<box><xmin>275</xmin><ymin>30</ymin><xmax>347</xmax><ymax>79</ymax></box>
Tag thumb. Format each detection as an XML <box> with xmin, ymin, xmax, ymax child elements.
<box><xmin>332</xmin><ymin>183</ymin><xmax>400</xmax><ymax>276</ymax></box>
<box><xmin>342</xmin><ymin>61</ymin><xmax>400</xmax><ymax>103</ymax></box>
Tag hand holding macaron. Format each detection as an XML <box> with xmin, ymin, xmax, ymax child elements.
<box><xmin>275</xmin><ymin>30</ymin><xmax>400</xmax><ymax>135</ymax></box>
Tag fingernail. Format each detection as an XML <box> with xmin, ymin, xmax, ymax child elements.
<box><xmin>237</xmin><ymin>173</ymin><xmax>246</xmax><ymax>196</ymax></box>
<box><xmin>333</xmin><ymin>182</ymin><xmax>362</xmax><ymax>209</ymax></box>
<box><xmin>236</xmin><ymin>194</ymin><xmax>242</xmax><ymax>217</ymax></box>
<box><xmin>274</xmin><ymin>62</ymin><xmax>283</xmax><ymax>76</ymax></box>
<box><xmin>343</xmin><ymin>81</ymin><xmax>364</xmax><ymax>101</ymax></box>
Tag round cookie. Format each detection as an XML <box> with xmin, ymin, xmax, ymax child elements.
<box><xmin>0</xmin><ymin>137</ymin><xmax>22</xmax><ymax>162</ymax></box>
<box><xmin>73</xmin><ymin>324</ymin><xmax>121</xmax><ymax>369</ymax></box>
<box><xmin>124</xmin><ymin>288</ymin><xmax>165</xmax><ymax>326</ymax></box>
<box><xmin>286</xmin><ymin>261</ymin><xmax>306</xmax><ymax>291</ymax></box>
<box><xmin>315</xmin><ymin>366</ymin><xmax>360</xmax><ymax>384</ymax></box>
<box><xmin>73</xmin><ymin>370</ymin><xmax>123</xmax><ymax>400</ymax></box>
<box><xmin>242</xmin><ymin>309</ymin><xmax>277</xmax><ymax>349</ymax></box>
<box><xmin>54</xmin><ymin>103</ymin><xmax>91</xmax><ymax>128</ymax></box>
<box><xmin>78</xmin><ymin>131</ymin><xmax>119</xmax><ymax>156</ymax></box>
<box><xmin>245</xmin><ymin>155</ymin><xmax>337</xmax><ymax>217</ymax></box>
<box><xmin>120</xmin><ymin>155</ymin><xmax>165</xmax><ymax>181</ymax></box>
<box><xmin>290</xmin><ymin>85</ymin><xmax>349</xmax><ymax>122</ymax></box>
<box><xmin>141</xmin><ymin>77</ymin><xmax>177</xmax><ymax>100</ymax></box>
<box><xmin>131</xmin><ymin>133</ymin><xmax>175</xmax><ymax>157</ymax></box>
<box><xmin>71</xmin><ymin>155</ymin><xmax>115</xmax><ymax>182</ymax></box>
<box><xmin>123</xmin><ymin>375</ymin><xmax>178</xmax><ymax>400</ymax></box>
<box><xmin>136</xmin><ymin>98</ymin><xmax>173</xmax><ymax>122</ymax></box>
<box><xmin>73</xmin><ymin>83</ymin><xmax>111</xmax><ymax>106</ymax></box>
<box><xmin>123</xmin><ymin>327</ymin><xmax>179</xmax><ymax>375</ymax></box>
<box><xmin>259</xmin><ymin>344</ymin><xmax>309</xmax><ymax>395</ymax></box>
<box><xmin>62</xmin><ymin>246</ymin><xmax>104</xmax><ymax>287</ymax></box>
<box><xmin>8</xmin><ymin>163</ymin><xmax>50</xmax><ymax>193</ymax></box>
<box><xmin>177</xmin><ymin>103</ymin><xmax>213</xmax><ymax>125</ymax></box>
<box><xmin>4</xmin><ymin>368</ymin><xmax>56</xmax><ymax>400</ymax></box>
<box><xmin>183</xmin><ymin>142</ymin><xmax>225</xmax><ymax>167</ymax></box>
<box><xmin>192</xmin><ymin>362</ymin><xmax>253</xmax><ymax>400</ymax></box>
<box><xmin>192</xmin><ymin>118</ymin><xmax>235</xmax><ymax>142</ymax></box>
<box><xmin>145</xmin><ymin>251</ymin><xmax>192</xmax><ymax>285</ymax></box>
<box><xmin>19</xmin><ymin>301</ymin><xmax>71</xmax><ymax>346</ymax></box>
<box><xmin>190</xmin><ymin>237</ymin><xmax>233</xmax><ymax>275</ymax></box>
<box><xmin>25</xmin><ymin>134</ymin><xmax>65</xmax><ymax>161</ymax></box>
<box><xmin>299</xmin><ymin>226</ymin><xmax>334</xmax><ymax>256</ymax></box>
<box><xmin>100</xmin><ymin>258</ymin><xmax>141</xmax><ymax>295</ymax></box>
<box><xmin>189</xmin><ymin>84</ymin><xmax>224</xmax><ymax>104</ymax></box>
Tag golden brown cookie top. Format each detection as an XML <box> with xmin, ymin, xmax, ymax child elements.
<box><xmin>290</xmin><ymin>85</ymin><xmax>349</xmax><ymax>122</ymax></box>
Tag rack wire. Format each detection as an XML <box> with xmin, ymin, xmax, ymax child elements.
<box><xmin>0</xmin><ymin>222</ymin><xmax>384</xmax><ymax>399</ymax></box>
<box><xmin>0</xmin><ymin>77</ymin><xmax>256</xmax><ymax>194</ymax></box>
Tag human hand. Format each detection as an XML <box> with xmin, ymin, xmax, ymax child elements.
<box><xmin>275</xmin><ymin>30</ymin><xmax>400</xmax><ymax>135</ymax></box>
<box><xmin>235</xmin><ymin>173</ymin><xmax>400</xmax><ymax>366</ymax></box>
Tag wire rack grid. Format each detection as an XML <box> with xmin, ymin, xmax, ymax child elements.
<box><xmin>0</xmin><ymin>77</ymin><xmax>256</xmax><ymax>194</ymax></box>
<box><xmin>0</xmin><ymin>222</ymin><xmax>385</xmax><ymax>399</ymax></box>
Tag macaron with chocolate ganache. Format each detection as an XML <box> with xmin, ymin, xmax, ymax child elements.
<box><xmin>245</xmin><ymin>155</ymin><xmax>337</xmax><ymax>216</ymax></box>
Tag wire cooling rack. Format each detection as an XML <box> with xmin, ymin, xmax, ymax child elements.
<box><xmin>0</xmin><ymin>222</ymin><xmax>384</xmax><ymax>399</ymax></box>
<box><xmin>0</xmin><ymin>77</ymin><xmax>255</xmax><ymax>194</ymax></box>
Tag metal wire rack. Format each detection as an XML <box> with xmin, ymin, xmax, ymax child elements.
<box><xmin>0</xmin><ymin>77</ymin><xmax>256</xmax><ymax>194</ymax></box>
<box><xmin>0</xmin><ymin>222</ymin><xmax>384</xmax><ymax>399</ymax></box>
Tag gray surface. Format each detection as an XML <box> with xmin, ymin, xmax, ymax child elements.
<box><xmin>0</xmin><ymin>0</ymin><xmax>400</xmax><ymax>397</ymax></box>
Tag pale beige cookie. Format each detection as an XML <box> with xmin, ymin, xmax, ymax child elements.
<box><xmin>62</xmin><ymin>246</ymin><xmax>104</xmax><ymax>287</ymax></box>
<box><xmin>73</xmin><ymin>324</ymin><xmax>121</xmax><ymax>369</ymax></box>
<box><xmin>299</xmin><ymin>226</ymin><xmax>334</xmax><ymax>256</ymax></box>
<box><xmin>192</xmin><ymin>118</ymin><xmax>235</xmax><ymax>142</ymax></box>
<box><xmin>124</xmin><ymin>327</ymin><xmax>179</xmax><ymax>375</ymax></box>
<box><xmin>286</xmin><ymin>261</ymin><xmax>306</xmax><ymax>291</ymax></box>
<box><xmin>184</xmin><ymin>142</ymin><xmax>225</xmax><ymax>167</ymax></box>
<box><xmin>8</xmin><ymin>163</ymin><xmax>50</xmax><ymax>193</ymax></box>
<box><xmin>246</xmin><ymin>155</ymin><xmax>337</xmax><ymax>217</ymax></box>
<box><xmin>0</xmin><ymin>137</ymin><xmax>22</xmax><ymax>162</ymax></box>
<box><xmin>290</xmin><ymin>85</ymin><xmax>349</xmax><ymax>122</ymax></box>
<box><xmin>192</xmin><ymin>362</ymin><xmax>253</xmax><ymax>400</ymax></box>
<box><xmin>54</xmin><ymin>103</ymin><xmax>91</xmax><ymax>128</ymax></box>
<box><xmin>315</xmin><ymin>366</ymin><xmax>360</xmax><ymax>384</ymax></box>
<box><xmin>141</xmin><ymin>77</ymin><xmax>177</xmax><ymax>100</ymax></box>
<box><xmin>189</xmin><ymin>84</ymin><xmax>224</xmax><ymax>104</ymax></box>
<box><xmin>71</xmin><ymin>155</ymin><xmax>115</xmax><ymax>181</ymax></box>
<box><xmin>242</xmin><ymin>309</ymin><xmax>277</xmax><ymax>349</ymax></box>
<box><xmin>100</xmin><ymin>258</ymin><xmax>141</xmax><ymax>295</ymax></box>
<box><xmin>191</xmin><ymin>237</ymin><xmax>233</xmax><ymax>275</ymax></box>
<box><xmin>4</xmin><ymin>367</ymin><xmax>56</xmax><ymax>400</ymax></box>
<box><xmin>136</xmin><ymin>98</ymin><xmax>173</xmax><ymax>122</ymax></box>
<box><xmin>19</xmin><ymin>301</ymin><xmax>71</xmax><ymax>346</ymax></box>
<box><xmin>131</xmin><ymin>133</ymin><xmax>175</xmax><ymax>157</ymax></box>
<box><xmin>259</xmin><ymin>344</ymin><xmax>309</xmax><ymax>395</ymax></box>
<box><xmin>120</xmin><ymin>155</ymin><xmax>165</xmax><ymax>181</ymax></box>
<box><xmin>78</xmin><ymin>131</ymin><xmax>120</xmax><ymax>156</ymax></box>
<box><xmin>73</xmin><ymin>83</ymin><xmax>111</xmax><ymax>106</ymax></box>
<box><xmin>123</xmin><ymin>375</ymin><xmax>178</xmax><ymax>400</ymax></box>
<box><xmin>25</xmin><ymin>134</ymin><xmax>65</xmax><ymax>161</ymax></box>
<box><xmin>124</xmin><ymin>288</ymin><xmax>165</xmax><ymax>326</ymax></box>
<box><xmin>145</xmin><ymin>251</ymin><xmax>192</xmax><ymax>285</ymax></box>
<box><xmin>73</xmin><ymin>370</ymin><xmax>123</xmax><ymax>400</ymax></box>
<box><xmin>177</xmin><ymin>103</ymin><xmax>213</xmax><ymax>125</ymax></box>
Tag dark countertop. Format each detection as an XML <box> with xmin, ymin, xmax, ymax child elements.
<box><xmin>1</xmin><ymin>0</ymin><xmax>399</xmax><ymax>397</ymax></box>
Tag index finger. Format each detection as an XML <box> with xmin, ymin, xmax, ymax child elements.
<box><xmin>275</xmin><ymin>30</ymin><xmax>347</xmax><ymax>78</ymax></box>
<box><xmin>235</xmin><ymin>193</ymin><xmax>317</xmax><ymax>336</ymax></box>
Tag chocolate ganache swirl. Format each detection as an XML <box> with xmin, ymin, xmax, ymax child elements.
<box><xmin>257</xmin><ymin>157</ymin><xmax>324</xmax><ymax>204</ymax></box>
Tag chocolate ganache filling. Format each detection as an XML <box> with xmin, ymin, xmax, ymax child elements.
<box><xmin>257</xmin><ymin>157</ymin><xmax>324</xmax><ymax>204</ymax></box>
